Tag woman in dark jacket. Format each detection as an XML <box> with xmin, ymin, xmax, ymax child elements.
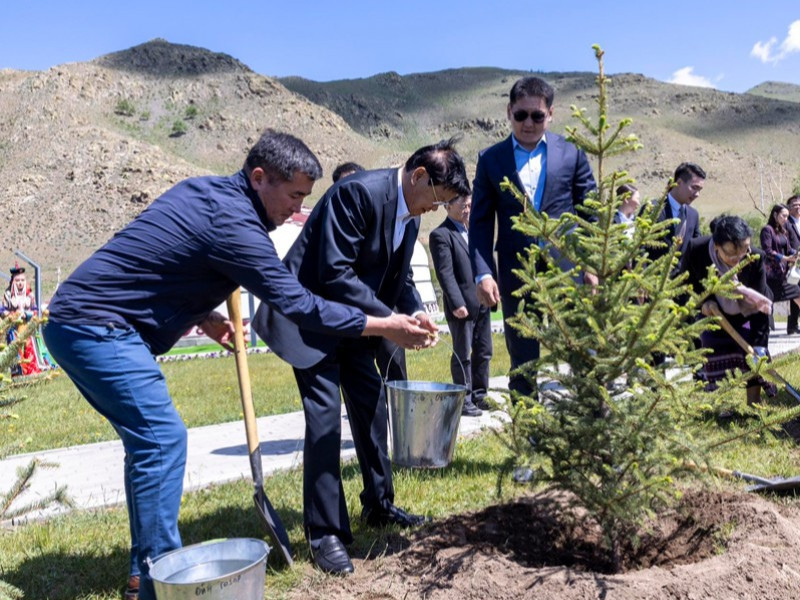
<box><xmin>760</xmin><ymin>203</ymin><xmax>800</xmax><ymax>333</ymax></box>
<box><xmin>681</xmin><ymin>215</ymin><xmax>774</xmax><ymax>405</ymax></box>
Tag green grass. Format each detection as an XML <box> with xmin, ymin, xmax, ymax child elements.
<box><xmin>0</xmin><ymin>433</ymin><xmax>521</xmax><ymax>600</ymax></box>
<box><xmin>2</xmin><ymin>335</ymin><xmax>511</xmax><ymax>455</ymax></box>
<box><xmin>5</xmin><ymin>335</ymin><xmax>800</xmax><ymax>598</ymax></box>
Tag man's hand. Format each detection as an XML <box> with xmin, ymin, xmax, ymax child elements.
<box><xmin>477</xmin><ymin>277</ymin><xmax>500</xmax><ymax>308</ymax></box>
<box><xmin>701</xmin><ymin>300</ymin><xmax>719</xmax><ymax>318</ymax></box>
<box><xmin>364</xmin><ymin>313</ymin><xmax>431</xmax><ymax>350</ymax></box>
<box><xmin>452</xmin><ymin>306</ymin><xmax>469</xmax><ymax>319</ymax></box>
<box><xmin>197</xmin><ymin>311</ymin><xmax>235</xmax><ymax>351</ymax></box>
<box><xmin>414</xmin><ymin>312</ymin><xmax>439</xmax><ymax>348</ymax></box>
<box><xmin>584</xmin><ymin>272</ymin><xmax>599</xmax><ymax>290</ymax></box>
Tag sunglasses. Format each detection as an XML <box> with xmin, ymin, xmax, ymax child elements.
<box><xmin>512</xmin><ymin>109</ymin><xmax>547</xmax><ymax>123</ymax></box>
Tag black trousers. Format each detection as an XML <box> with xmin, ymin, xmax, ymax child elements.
<box><xmin>293</xmin><ymin>342</ymin><xmax>394</xmax><ymax>545</ymax></box>
<box><xmin>500</xmin><ymin>288</ymin><xmax>540</xmax><ymax>397</ymax></box>
<box><xmin>446</xmin><ymin>306</ymin><xmax>492</xmax><ymax>402</ymax></box>
<box><xmin>376</xmin><ymin>338</ymin><xmax>407</xmax><ymax>381</ymax></box>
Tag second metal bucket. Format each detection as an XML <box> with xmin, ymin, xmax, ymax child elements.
<box><xmin>148</xmin><ymin>538</ymin><xmax>269</xmax><ymax>600</ymax></box>
<box><xmin>385</xmin><ymin>379</ymin><xmax>466</xmax><ymax>468</ymax></box>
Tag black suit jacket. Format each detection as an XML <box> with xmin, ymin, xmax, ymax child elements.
<box><xmin>252</xmin><ymin>168</ymin><xmax>423</xmax><ymax>368</ymax></box>
<box><xmin>787</xmin><ymin>216</ymin><xmax>800</xmax><ymax>251</ymax></box>
<box><xmin>681</xmin><ymin>235</ymin><xmax>769</xmax><ymax>298</ymax></box>
<box><xmin>650</xmin><ymin>196</ymin><xmax>701</xmax><ymax>260</ymax></box>
<box><xmin>469</xmin><ymin>133</ymin><xmax>595</xmax><ymax>297</ymax></box>
<box><xmin>429</xmin><ymin>218</ymin><xmax>481</xmax><ymax>317</ymax></box>
<box><xmin>680</xmin><ymin>235</ymin><xmax>771</xmax><ymax>346</ymax></box>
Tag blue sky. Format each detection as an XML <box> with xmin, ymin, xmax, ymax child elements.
<box><xmin>2</xmin><ymin>1</ymin><xmax>798</xmax><ymax>93</ymax></box>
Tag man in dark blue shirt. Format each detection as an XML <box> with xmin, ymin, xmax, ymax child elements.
<box><xmin>43</xmin><ymin>130</ymin><xmax>431</xmax><ymax>600</ymax></box>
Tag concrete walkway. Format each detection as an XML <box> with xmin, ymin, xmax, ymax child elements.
<box><xmin>3</xmin><ymin>329</ymin><xmax>800</xmax><ymax>522</ymax></box>
<box><xmin>0</xmin><ymin>376</ymin><xmax>511</xmax><ymax>521</ymax></box>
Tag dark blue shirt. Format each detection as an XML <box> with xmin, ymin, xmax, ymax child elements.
<box><xmin>48</xmin><ymin>170</ymin><xmax>366</xmax><ymax>355</ymax></box>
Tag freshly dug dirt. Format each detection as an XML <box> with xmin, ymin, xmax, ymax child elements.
<box><xmin>288</xmin><ymin>489</ymin><xmax>800</xmax><ymax>599</ymax></box>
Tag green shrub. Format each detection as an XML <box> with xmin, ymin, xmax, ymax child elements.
<box><xmin>170</xmin><ymin>119</ymin><xmax>188</xmax><ymax>137</ymax></box>
<box><xmin>113</xmin><ymin>98</ymin><xmax>135</xmax><ymax>117</ymax></box>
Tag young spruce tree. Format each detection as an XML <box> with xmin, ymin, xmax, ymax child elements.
<box><xmin>1</xmin><ymin>312</ymin><xmax>70</xmax><ymax>600</ymax></box>
<box><xmin>498</xmin><ymin>46</ymin><xmax>787</xmax><ymax>570</ymax></box>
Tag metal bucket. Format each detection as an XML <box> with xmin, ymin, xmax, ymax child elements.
<box><xmin>149</xmin><ymin>538</ymin><xmax>269</xmax><ymax>600</ymax></box>
<box><xmin>385</xmin><ymin>380</ymin><xmax>467</xmax><ymax>468</ymax></box>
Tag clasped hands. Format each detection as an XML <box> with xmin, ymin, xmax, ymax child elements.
<box><xmin>385</xmin><ymin>312</ymin><xmax>438</xmax><ymax>351</ymax></box>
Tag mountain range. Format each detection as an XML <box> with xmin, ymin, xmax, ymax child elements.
<box><xmin>1</xmin><ymin>39</ymin><xmax>798</xmax><ymax>294</ymax></box>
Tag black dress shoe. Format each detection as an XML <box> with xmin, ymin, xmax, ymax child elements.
<box><xmin>310</xmin><ymin>535</ymin><xmax>354</xmax><ymax>575</ymax></box>
<box><xmin>461</xmin><ymin>400</ymin><xmax>482</xmax><ymax>417</ymax></box>
<box><xmin>788</xmin><ymin>328</ymin><xmax>800</xmax><ymax>335</ymax></box>
<box><xmin>362</xmin><ymin>504</ymin><xmax>429</xmax><ymax>528</ymax></box>
<box><xmin>474</xmin><ymin>397</ymin><xmax>492</xmax><ymax>411</ymax></box>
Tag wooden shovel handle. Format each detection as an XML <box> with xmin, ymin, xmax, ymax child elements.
<box><xmin>706</xmin><ymin>303</ymin><xmax>757</xmax><ymax>357</ymax></box>
<box><xmin>226</xmin><ymin>289</ymin><xmax>260</xmax><ymax>455</ymax></box>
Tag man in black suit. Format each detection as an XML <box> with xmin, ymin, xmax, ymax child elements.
<box><xmin>332</xmin><ymin>161</ymin><xmax>408</xmax><ymax>381</ymax></box>
<box><xmin>430</xmin><ymin>194</ymin><xmax>493</xmax><ymax>417</ymax></box>
<box><xmin>253</xmin><ymin>139</ymin><xmax>470</xmax><ymax>575</ymax></box>
<box><xmin>469</xmin><ymin>76</ymin><xmax>596</xmax><ymax>398</ymax></box>
<box><xmin>652</xmin><ymin>162</ymin><xmax>705</xmax><ymax>261</ymax></box>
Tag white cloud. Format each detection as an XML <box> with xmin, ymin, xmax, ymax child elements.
<box><xmin>751</xmin><ymin>19</ymin><xmax>800</xmax><ymax>64</ymax></box>
<box><xmin>668</xmin><ymin>66</ymin><xmax>715</xmax><ymax>88</ymax></box>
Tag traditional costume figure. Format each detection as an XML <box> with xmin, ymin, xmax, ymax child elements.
<box><xmin>2</xmin><ymin>264</ymin><xmax>49</xmax><ymax>376</ymax></box>
<box><xmin>3</xmin><ymin>264</ymin><xmax>39</xmax><ymax>376</ymax></box>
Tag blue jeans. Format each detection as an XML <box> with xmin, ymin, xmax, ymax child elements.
<box><xmin>43</xmin><ymin>321</ymin><xmax>187</xmax><ymax>600</ymax></box>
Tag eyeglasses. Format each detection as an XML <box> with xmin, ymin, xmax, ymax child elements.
<box><xmin>427</xmin><ymin>172</ymin><xmax>455</xmax><ymax>207</ymax></box>
<box><xmin>512</xmin><ymin>109</ymin><xmax>547</xmax><ymax>123</ymax></box>
<box><xmin>716</xmin><ymin>244</ymin><xmax>751</xmax><ymax>261</ymax></box>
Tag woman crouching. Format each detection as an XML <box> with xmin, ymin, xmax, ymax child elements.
<box><xmin>679</xmin><ymin>215</ymin><xmax>775</xmax><ymax>405</ymax></box>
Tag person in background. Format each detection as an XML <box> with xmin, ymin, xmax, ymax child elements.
<box><xmin>430</xmin><ymin>194</ymin><xmax>493</xmax><ymax>417</ymax></box>
<box><xmin>469</xmin><ymin>76</ymin><xmax>596</xmax><ymax>401</ymax></box>
<box><xmin>680</xmin><ymin>215</ymin><xmax>774</xmax><ymax>406</ymax></box>
<box><xmin>42</xmin><ymin>130</ymin><xmax>431</xmax><ymax>600</ymax></box>
<box><xmin>650</xmin><ymin>163</ymin><xmax>704</xmax><ymax>261</ymax></box>
<box><xmin>783</xmin><ymin>194</ymin><xmax>800</xmax><ymax>333</ymax></box>
<box><xmin>2</xmin><ymin>264</ymin><xmax>42</xmax><ymax>377</ymax></box>
<box><xmin>760</xmin><ymin>203</ymin><xmax>800</xmax><ymax>334</ymax></box>
<box><xmin>613</xmin><ymin>183</ymin><xmax>640</xmax><ymax>237</ymax></box>
<box><xmin>332</xmin><ymin>161</ymin><xmax>408</xmax><ymax>381</ymax></box>
<box><xmin>254</xmin><ymin>139</ymin><xmax>470</xmax><ymax>576</ymax></box>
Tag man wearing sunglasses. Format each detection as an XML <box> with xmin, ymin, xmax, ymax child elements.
<box><xmin>469</xmin><ymin>76</ymin><xmax>596</xmax><ymax>400</ymax></box>
<box><xmin>253</xmin><ymin>138</ymin><xmax>470</xmax><ymax>575</ymax></box>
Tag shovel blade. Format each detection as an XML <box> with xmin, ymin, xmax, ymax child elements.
<box><xmin>747</xmin><ymin>475</ymin><xmax>800</xmax><ymax>494</ymax></box>
<box><xmin>253</xmin><ymin>486</ymin><xmax>294</xmax><ymax>566</ymax></box>
<box><xmin>766</xmin><ymin>368</ymin><xmax>800</xmax><ymax>404</ymax></box>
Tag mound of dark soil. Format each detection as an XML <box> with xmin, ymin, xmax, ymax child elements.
<box><xmin>288</xmin><ymin>489</ymin><xmax>800</xmax><ymax>600</ymax></box>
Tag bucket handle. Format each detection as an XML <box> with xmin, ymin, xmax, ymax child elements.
<box><xmin>382</xmin><ymin>331</ymin><xmax>466</xmax><ymax>387</ymax></box>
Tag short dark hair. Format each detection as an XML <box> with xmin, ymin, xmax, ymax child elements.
<box><xmin>404</xmin><ymin>137</ymin><xmax>471</xmax><ymax>197</ymax></box>
<box><xmin>332</xmin><ymin>162</ymin><xmax>365</xmax><ymax>183</ymax></box>
<box><xmin>768</xmin><ymin>203</ymin><xmax>789</xmax><ymax>234</ymax></box>
<box><xmin>243</xmin><ymin>129</ymin><xmax>322</xmax><ymax>182</ymax></box>
<box><xmin>616</xmin><ymin>183</ymin><xmax>638</xmax><ymax>197</ymax></box>
<box><xmin>709</xmin><ymin>215</ymin><xmax>752</xmax><ymax>245</ymax></box>
<box><xmin>673</xmin><ymin>162</ymin><xmax>706</xmax><ymax>183</ymax></box>
<box><xmin>786</xmin><ymin>194</ymin><xmax>800</xmax><ymax>207</ymax></box>
<box><xmin>509</xmin><ymin>76</ymin><xmax>555</xmax><ymax>108</ymax></box>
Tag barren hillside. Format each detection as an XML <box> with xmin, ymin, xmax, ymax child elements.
<box><xmin>281</xmin><ymin>68</ymin><xmax>800</xmax><ymax>220</ymax></box>
<box><xmin>0</xmin><ymin>39</ymin><xmax>378</xmax><ymax>292</ymax></box>
<box><xmin>1</xmin><ymin>39</ymin><xmax>799</xmax><ymax>298</ymax></box>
